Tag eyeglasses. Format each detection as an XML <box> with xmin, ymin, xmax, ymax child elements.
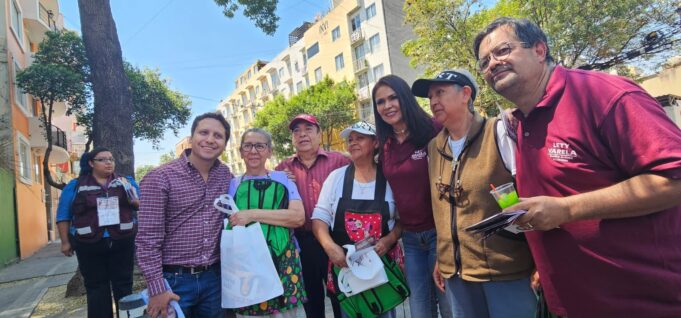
<box><xmin>241</xmin><ymin>143</ymin><xmax>268</xmax><ymax>152</ymax></box>
<box><xmin>477</xmin><ymin>41</ymin><xmax>530</xmax><ymax>73</ymax></box>
<box><xmin>92</xmin><ymin>158</ymin><xmax>115</xmax><ymax>163</ymax></box>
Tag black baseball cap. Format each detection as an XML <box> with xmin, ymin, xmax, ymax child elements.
<box><xmin>411</xmin><ymin>69</ymin><xmax>478</xmax><ymax>100</ymax></box>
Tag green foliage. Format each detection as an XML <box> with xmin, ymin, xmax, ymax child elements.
<box><xmin>126</xmin><ymin>63</ymin><xmax>192</xmax><ymax>148</ymax></box>
<box><xmin>159</xmin><ymin>150</ymin><xmax>176</xmax><ymax>165</ymax></box>
<box><xmin>214</xmin><ymin>0</ymin><xmax>279</xmax><ymax>35</ymax></box>
<box><xmin>402</xmin><ymin>0</ymin><xmax>680</xmax><ymax>114</ymax></box>
<box><xmin>16</xmin><ymin>30</ymin><xmax>89</xmax><ymax>116</ymax></box>
<box><xmin>75</xmin><ymin>63</ymin><xmax>192</xmax><ymax>148</ymax></box>
<box><xmin>253</xmin><ymin>77</ymin><xmax>357</xmax><ymax>157</ymax></box>
<box><xmin>135</xmin><ymin>164</ymin><xmax>155</xmax><ymax>180</ymax></box>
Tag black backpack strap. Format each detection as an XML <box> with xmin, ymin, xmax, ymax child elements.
<box><xmin>373</xmin><ymin>164</ymin><xmax>387</xmax><ymax>202</ymax></box>
<box><xmin>341</xmin><ymin>164</ymin><xmax>355</xmax><ymax>199</ymax></box>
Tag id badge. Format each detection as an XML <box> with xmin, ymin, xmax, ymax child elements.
<box><xmin>97</xmin><ymin>196</ymin><xmax>120</xmax><ymax>226</ymax></box>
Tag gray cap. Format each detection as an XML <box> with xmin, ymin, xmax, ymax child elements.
<box><xmin>411</xmin><ymin>69</ymin><xmax>479</xmax><ymax>100</ymax></box>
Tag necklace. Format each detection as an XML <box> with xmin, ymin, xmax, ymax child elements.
<box><xmin>393</xmin><ymin>128</ymin><xmax>407</xmax><ymax>135</ymax></box>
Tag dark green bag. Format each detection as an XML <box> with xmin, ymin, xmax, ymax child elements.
<box><xmin>232</xmin><ymin>178</ymin><xmax>290</xmax><ymax>257</ymax></box>
<box><xmin>332</xmin><ymin>255</ymin><xmax>410</xmax><ymax>318</ymax></box>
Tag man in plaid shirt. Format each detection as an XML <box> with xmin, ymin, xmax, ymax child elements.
<box><xmin>137</xmin><ymin>112</ymin><xmax>233</xmax><ymax>318</ymax></box>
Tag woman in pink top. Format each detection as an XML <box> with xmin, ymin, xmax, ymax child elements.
<box><xmin>372</xmin><ymin>75</ymin><xmax>451</xmax><ymax>318</ymax></box>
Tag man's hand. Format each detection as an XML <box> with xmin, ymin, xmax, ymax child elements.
<box><xmin>326</xmin><ymin>243</ymin><xmax>348</xmax><ymax>268</ymax></box>
<box><xmin>229</xmin><ymin>211</ymin><xmax>252</xmax><ymax>226</ymax></box>
<box><xmin>374</xmin><ymin>236</ymin><xmax>394</xmax><ymax>256</ymax></box>
<box><xmin>147</xmin><ymin>291</ymin><xmax>180</xmax><ymax>318</ymax></box>
<box><xmin>506</xmin><ymin>196</ymin><xmax>571</xmax><ymax>231</ymax></box>
<box><xmin>433</xmin><ymin>263</ymin><xmax>445</xmax><ymax>293</ymax></box>
<box><xmin>531</xmin><ymin>270</ymin><xmax>541</xmax><ymax>291</ymax></box>
<box><xmin>60</xmin><ymin>241</ymin><xmax>73</xmax><ymax>257</ymax></box>
<box><xmin>283</xmin><ymin>168</ymin><xmax>296</xmax><ymax>183</ymax></box>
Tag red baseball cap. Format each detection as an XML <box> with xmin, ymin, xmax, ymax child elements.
<box><xmin>288</xmin><ymin>114</ymin><xmax>320</xmax><ymax>130</ymax></box>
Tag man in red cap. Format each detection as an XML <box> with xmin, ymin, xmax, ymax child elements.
<box><xmin>276</xmin><ymin>114</ymin><xmax>350</xmax><ymax>318</ymax></box>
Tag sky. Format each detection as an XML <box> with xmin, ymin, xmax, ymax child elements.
<box><xmin>58</xmin><ymin>0</ymin><xmax>328</xmax><ymax>168</ymax></box>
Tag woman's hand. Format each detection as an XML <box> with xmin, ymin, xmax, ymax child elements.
<box><xmin>374</xmin><ymin>236</ymin><xmax>395</xmax><ymax>256</ymax></box>
<box><xmin>433</xmin><ymin>263</ymin><xmax>445</xmax><ymax>293</ymax></box>
<box><xmin>61</xmin><ymin>240</ymin><xmax>73</xmax><ymax>257</ymax></box>
<box><xmin>326</xmin><ymin>244</ymin><xmax>348</xmax><ymax>268</ymax></box>
<box><xmin>229</xmin><ymin>211</ymin><xmax>252</xmax><ymax>226</ymax></box>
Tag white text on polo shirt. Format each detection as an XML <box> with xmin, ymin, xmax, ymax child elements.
<box><xmin>411</xmin><ymin>149</ymin><xmax>427</xmax><ymax>160</ymax></box>
<box><xmin>547</xmin><ymin>142</ymin><xmax>577</xmax><ymax>162</ymax></box>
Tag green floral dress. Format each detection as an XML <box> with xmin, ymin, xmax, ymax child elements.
<box><xmin>230</xmin><ymin>174</ymin><xmax>307</xmax><ymax>316</ymax></box>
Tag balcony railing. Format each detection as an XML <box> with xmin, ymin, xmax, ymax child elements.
<box><xmin>353</xmin><ymin>58</ymin><xmax>368</xmax><ymax>73</ymax></box>
<box><xmin>51</xmin><ymin>126</ymin><xmax>67</xmax><ymax>149</ymax></box>
<box><xmin>350</xmin><ymin>29</ymin><xmax>364</xmax><ymax>45</ymax></box>
<box><xmin>39</xmin><ymin>3</ymin><xmax>57</xmax><ymax>30</ymax></box>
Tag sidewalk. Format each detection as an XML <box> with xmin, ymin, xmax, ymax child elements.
<box><xmin>0</xmin><ymin>241</ymin><xmax>411</xmax><ymax>317</ymax></box>
<box><xmin>0</xmin><ymin>241</ymin><xmax>79</xmax><ymax>318</ymax></box>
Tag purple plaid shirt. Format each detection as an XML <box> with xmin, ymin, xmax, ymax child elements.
<box><xmin>136</xmin><ymin>150</ymin><xmax>233</xmax><ymax>296</ymax></box>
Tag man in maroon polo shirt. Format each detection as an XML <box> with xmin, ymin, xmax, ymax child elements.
<box><xmin>473</xmin><ymin>17</ymin><xmax>681</xmax><ymax>317</ymax></box>
<box><xmin>275</xmin><ymin>114</ymin><xmax>349</xmax><ymax>318</ymax></box>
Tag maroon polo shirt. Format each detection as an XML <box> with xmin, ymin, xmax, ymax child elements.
<box><xmin>514</xmin><ymin>66</ymin><xmax>681</xmax><ymax>317</ymax></box>
<box><xmin>381</xmin><ymin>120</ymin><xmax>441</xmax><ymax>232</ymax></box>
<box><xmin>276</xmin><ymin>148</ymin><xmax>350</xmax><ymax>231</ymax></box>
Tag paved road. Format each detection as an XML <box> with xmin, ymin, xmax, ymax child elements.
<box><xmin>0</xmin><ymin>241</ymin><xmax>78</xmax><ymax>318</ymax></box>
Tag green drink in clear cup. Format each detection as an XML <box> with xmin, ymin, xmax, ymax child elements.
<box><xmin>490</xmin><ymin>182</ymin><xmax>519</xmax><ymax>209</ymax></box>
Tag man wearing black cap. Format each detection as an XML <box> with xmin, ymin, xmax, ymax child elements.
<box><xmin>412</xmin><ymin>69</ymin><xmax>536</xmax><ymax>318</ymax></box>
<box><xmin>275</xmin><ymin>114</ymin><xmax>349</xmax><ymax>318</ymax></box>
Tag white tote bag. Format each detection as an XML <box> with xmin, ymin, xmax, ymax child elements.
<box><xmin>220</xmin><ymin>220</ymin><xmax>284</xmax><ymax>308</ymax></box>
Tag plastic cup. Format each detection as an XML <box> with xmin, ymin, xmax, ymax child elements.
<box><xmin>490</xmin><ymin>182</ymin><xmax>519</xmax><ymax>209</ymax></box>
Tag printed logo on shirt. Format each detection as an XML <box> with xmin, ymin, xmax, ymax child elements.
<box><xmin>547</xmin><ymin>142</ymin><xmax>578</xmax><ymax>162</ymax></box>
<box><xmin>411</xmin><ymin>149</ymin><xmax>427</xmax><ymax>161</ymax></box>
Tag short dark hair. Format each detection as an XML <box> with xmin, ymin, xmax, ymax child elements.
<box><xmin>372</xmin><ymin>75</ymin><xmax>436</xmax><ymax>156</ymax></box>
<box><xmin>473</xmin><ymin>17</ymin><xmax>554</xmax><ymax>63</ymax></box>
<box><xmin>191</xmin><ymin>112</ymin><xmax>231</xmax><ymax>141</ymax></box>
<box><xmin>80</xmin><ymin>147</ymin><xmax>111</xmax><ymax>176</ymax></box>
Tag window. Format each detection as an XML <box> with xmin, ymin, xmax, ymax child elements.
<box><xmin>335</xmin><ymin>53</ymin><xmax>345</xmax><ymax>71</ymax></box>
<box><xmin>294</xmin><ymin>62</ymin><xmax>300</xmax><ymax>73</ymax></box>
<box><xmin>234</xmin><ymin>80</ymin><xmax>239</xmax><ymax>89</ymax></box>
<box><xmin>351</xmin><ymin>15</ymin><xmax>361</xmax><ymax>31</ymax></box>
<box><xmin>332</xmin><ymin>26</ymin><xmax>341</xmax><ymax>41</ymax></box>
<box><xmin>271</xmin><ymin>72</ymin><xmax>280</xmax><ymax>87</ymax></box>
<box><xmin>13</xmin><ymin>60</ymin><xmax>28</xmax><ymax>112</ymax></box>
<box><xmin>307</xmin><ymin>43</ymin><xmax>320</xmax><ymax>59</ymax></box>
<box><xmin>369</xmin><ymin>34</ymin><xmax>381</xmax><ymax>53</ymax></box>
<box><xmin>17</xmin><ymin>133</ymin><xmax>31</xmax><ymax>184</ymax></box>
<box><xmin>247</xmin><ymin>70</ymin><xmax>252</xmax><ymax>79</ymax></box>
<box><xmin>357</xmin><ymin>72</ymin><xmax>369</xmax><ymax>88</ymax></box>
<box><xmin>304</xmin><ymin>74</ymin><xmax>310</xmax><ymax>87</ymax></box>
<box><xmin>278</xmin><ymin>67</ymin><xmax>285</xmax><ymax>79</ymax></box>
<box><xmin>33</xmin><ymin>154</ymin><xmax>42</xmax><ymax>184</ymax></box>
<box><xmin>372</xmin><ymin>64</ymin><xmax>384</xmax><ymax>81</ymax></box>
<box><xmin>296</xmin><ymin>81</ymin><xmax>303</xmax><ymax>93</ymax></box>
<box><xmin>255</xmin><ymin>86</ymin><xmax>260</xmax><ymax>96</ymax></box>
<box><xmin>366</xmin><ymin>3</ymin><xmax>377</xmax><ymax>20</ymax></box>
<box><xmin>314</xmin><ymin>67</ymin><xmax>323</xmax><ymax>82</ymax></box>
<box><xmin>360</xmin><ymin>102</ymin><xmax>373</xmax><ymax>121</ymax></box>
<box><xmin>354</xmin><ymin>44</ymin><xmax>366</xmax><ymax>60</ymax></box>
<box><xmin>10</xmin><ymin>0</ymin><xmax>23</xmax><ymax>44</ymax></box>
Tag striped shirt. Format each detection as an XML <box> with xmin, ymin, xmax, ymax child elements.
<box><xmin>275</xmin><ymin>148</ymin><xmax>350</xmax><ymax>231</ymax></box>
<box><xmin>136</xmin><ymin>150</ymin><xmax>233</xmax><ymax>296</ymax></box>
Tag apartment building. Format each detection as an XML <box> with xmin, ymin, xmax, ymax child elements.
<box><xmin>640</xmin><ymin>56</ymin><xmax>681</xmax><ymax>128</ymax></box>
<box><xmin>0</xmin><ymin>0</ymin><xmax>83</xmax><ymax>265</ymax></box>
<box><xmin>217</xmin><ymin>0</ymin><xmax>419</xmax><ymax>174</ymax></box>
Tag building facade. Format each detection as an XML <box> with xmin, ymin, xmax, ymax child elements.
<box><xmin>217</xmin><ymin>0</ymin><xmax>419</xmax><ymax>174</ymax></box>
<box><xmin>0</xmin><ymin>0</ymin><xmax>82</xmax><ymax>265</ymax></box>
<box><xmin>640</xmin><ymin>56</ymin><xmax>681</xmax><ymax>128</ymax></box>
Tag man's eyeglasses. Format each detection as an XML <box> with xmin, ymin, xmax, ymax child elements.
<box><xmin>477</xmin><ymin>41</ymin><xmax>530</xmax><ymax>73</ymax></box>
<box><xmin>92</xmin><ymin>158</ymin><xmax>115</xmax><ymax>163</ymax></box>
<box><xmin>241</xmin><ymin>143</ymin><xmax>268</xmax><ymax>152</ymax></box>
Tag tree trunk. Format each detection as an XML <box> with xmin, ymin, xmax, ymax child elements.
<box><xmin>77</xmin><ymin>0</ymin><xmax>134</xmax><ymax>176</ymax></box>
<box><xmin>66</xmin><ymin>0</ymin><xmax>134</xmax><ymax>297</ymax></box>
